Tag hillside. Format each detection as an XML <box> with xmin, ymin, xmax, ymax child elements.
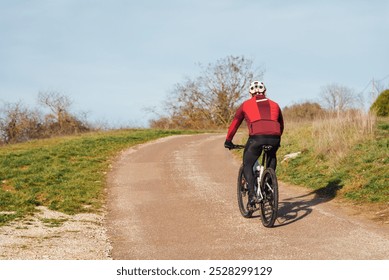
<box><xmin>276</xmin><ymin>117</ymin><xmax>388</xmax><ymax>222</ymax></box>
<box><xmin>0</xmin><ymin>129</ymin><xmax>196</xmax><ymax>225</ymax></box>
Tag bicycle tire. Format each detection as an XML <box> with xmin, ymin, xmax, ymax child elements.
<box><xmin>259</xmin><ymin>168</ymin><xmax>278</xmax><ymax>227</ymax></box>
<box><xmin>237</xmin><ymin>165</ymin><xmax>253</xmax><ymax>218</ymax></box>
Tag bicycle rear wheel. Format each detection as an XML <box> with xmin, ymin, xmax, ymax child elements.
<box><xmin>237</xmin><ymin>165</ymin><xmax>253</xmax><ymax>218</ymax></box>
<box><xmin>260</xmin><ymin>168</ymin><xmax>278</xmax><ymax>227</ymax></box>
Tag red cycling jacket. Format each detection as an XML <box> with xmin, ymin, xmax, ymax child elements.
<box><xmin>226</xmin><ymin>94</ymin><xmax>284</xmax><ymax>141</ymax></box>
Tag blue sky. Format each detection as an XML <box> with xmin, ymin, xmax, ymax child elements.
<box><xmin>1</xmin><ymin>0</ymin><xmax>388</xmax><ymax>127</ymax></box>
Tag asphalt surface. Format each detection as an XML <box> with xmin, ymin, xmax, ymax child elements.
<box><xmin>106</xmin><ymin>133</ymin><xmax>389</xmax><ymax>259</ymax></box>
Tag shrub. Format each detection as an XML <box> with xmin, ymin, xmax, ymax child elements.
<box><xmin>283</xmin><ymin>102</ymin><xmax>325</xmax><ymax>122</ymax></box>
<box><xmin>0</xmin><ymin>102</ymin><xmax>43</xmax><ymax>144</ymax></box>
<box><xmin>370</xmin><ymin>89</ymin><xmax>389</xmax><ymax>116</ymax></box>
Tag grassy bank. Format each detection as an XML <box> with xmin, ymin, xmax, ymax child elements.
<box><xmin>277</xmin><ymin>116</ymin><xmax>388</xmax><ymax>206</ymax></box>
<box><xmin>0</xmin><ymin>129</ymin><xmax>195</xmax><ymax>225</ymax></box>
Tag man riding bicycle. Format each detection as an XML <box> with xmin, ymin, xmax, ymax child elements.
<box><xmin>224</xmin><ymin>81</ymin><xmax>284</xmax><ymax>206</ymax></box>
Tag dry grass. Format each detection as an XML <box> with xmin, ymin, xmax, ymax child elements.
<box><xmin>278</xmin><ymin>112</ymin><xmax>388</xmax><ymax>208</ymax></box>
<box><xmin>312</xmin><ymin>110</ymin><xmax>376</xmax><ymax>161</ymax></box>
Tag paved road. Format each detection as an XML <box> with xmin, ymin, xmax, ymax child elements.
<box><xmin>106</xmin><ymin>133</ymin><xmax>389</xmax><ymax>259</ymax></box>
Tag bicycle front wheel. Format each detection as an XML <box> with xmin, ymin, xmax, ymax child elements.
<box><xmin>260</xmin><ymin>168</ymin><xmax>278</xmax><ymax>227</ymax></box>
<box><xmin>237</xmin><ymin>165</ymin><xmax>253</xmax><ymax>218</ymax></box>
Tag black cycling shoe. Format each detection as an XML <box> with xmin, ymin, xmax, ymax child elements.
<box><xmin>248</xmin><ymin>195</ymin><xmax>256</xmax><ymax>208</ymax></box>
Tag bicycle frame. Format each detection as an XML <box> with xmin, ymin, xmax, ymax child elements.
<box><xmin>253</xmin><ymin>146</ymin><xmax>271</xmax><ymax>201</ymax></box>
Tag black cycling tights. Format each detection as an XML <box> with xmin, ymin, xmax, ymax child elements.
<box><xmin>243</xmin><ymin>135</ymin><xmax>281</xmax><ymax>196</ymax></box>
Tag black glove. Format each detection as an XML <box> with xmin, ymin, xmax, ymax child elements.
<box><xmin>224</xmin><ymin>140</ymin><xmax>234</xmax><ymax>150</ymax></box>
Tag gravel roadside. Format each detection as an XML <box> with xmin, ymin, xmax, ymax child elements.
<box><xmin>0</xmin><ymin>206</ymin><xmax>111</xmax><ymax>260</ymax></box>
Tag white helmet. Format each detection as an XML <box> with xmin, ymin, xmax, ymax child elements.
<box><xmin>249</xmin><ymin>81</ymin><xmax>266</xmax><ymax>95</ymax></box>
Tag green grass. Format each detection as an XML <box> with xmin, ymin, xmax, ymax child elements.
<box><xmin>277</xmin><ymin>118</ymin><xmax>388</xmax><ymax>204</ymax></box>
<box><xmin>341</xmin><ymin>120</ymin><xmax>389</xmax><ymax>202</ymax></box>
<box><xmin>40</xmin><ymin>218</ymin><xmax>68</xmax><ymax>227</ymax></box>
<box><xmin>0</xmin><ymin>129</ymin><xmax>196</xmax><ymax>226</ymax></box>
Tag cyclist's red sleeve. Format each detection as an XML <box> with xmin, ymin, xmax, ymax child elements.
<box><xmin>226</xmin><ymin>104</ymin><xmax>244</xmax><ymax>141</ymax></box>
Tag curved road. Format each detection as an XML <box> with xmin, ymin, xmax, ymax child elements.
<box><xmin>106</xmin><ymin>133</ymin><xmax>389</xmax><ymax>259</ymax></box>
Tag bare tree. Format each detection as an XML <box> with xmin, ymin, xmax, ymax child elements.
<box><xmin>202</xmin><ymin>56</ymin><xmax>262</xmax><ymax>126</ymax></box>
<box><xmin>38</xmin><ymin>92</ymin><xmax>73</xmax><ymax>132</ymax></box>
<box><xmin>154</xmin><ymin>55</ymin><xmax>264</xmax><ymax>129</ymax></box>
<box><xmin>320</xmin><ymin>84</ymin><xmax>356</xmax><ymax>117</ymax></box>
<box><xmin>38</xmin><ymin>92</ymin><xmax>89</xmax><ymax>134</ymax></box>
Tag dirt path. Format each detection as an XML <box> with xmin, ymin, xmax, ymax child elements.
<box><xmin>106</xmin><ymin>133</ymin><xmax>389</xmax><ymax>260</ymax></box>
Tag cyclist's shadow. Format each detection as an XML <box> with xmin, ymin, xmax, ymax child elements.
<box><xmin>274</xmin><ymin>179</ymin><xmax>343</xmax><ymax>227</ymax></box>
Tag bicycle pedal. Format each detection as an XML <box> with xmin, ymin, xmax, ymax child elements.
<box><xmin>248</xmin><ymin>200</ymin><xmax>260</xmax><ymax>210</ymax></box>
<box><xmin>247</xmin><ymin>203</ymin><xmax>255</xmax><ymax>211</ymax></box>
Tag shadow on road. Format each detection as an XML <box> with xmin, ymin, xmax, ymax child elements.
<box><xmin>274</xmin><ymin>179</ymin><xmax>343</xmax><ymax>227</ymax></box>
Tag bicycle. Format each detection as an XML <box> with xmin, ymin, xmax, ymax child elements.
<box><xmin>231</xmin><ymin>144</ymin><xmax>279</xmax><ymax>227</ymax></box>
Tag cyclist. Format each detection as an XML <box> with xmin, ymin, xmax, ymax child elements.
<box><xmin>224</xmin><ymin>81</ymin><xmax>284</xmax><ymax>206</ymax></box>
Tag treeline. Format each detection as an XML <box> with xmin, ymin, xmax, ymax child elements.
<box><xmin>3</xmin><ymin>56</ymin><xmax>387</xmax><ymax>144</ymax></box>
<box><xmin>0</xmin><ymin>92</ymin><xmax>91</xmax><ymax>144</ymax></box>
<box><xmin>281</xmin><ymin>86</ymin><xmax>388</xmax><ymax>121</ymax></box>
<box><xmin>150</xmin><ymin>55</ymin><xmax>388</xmax><ymax>128</ymax></box>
